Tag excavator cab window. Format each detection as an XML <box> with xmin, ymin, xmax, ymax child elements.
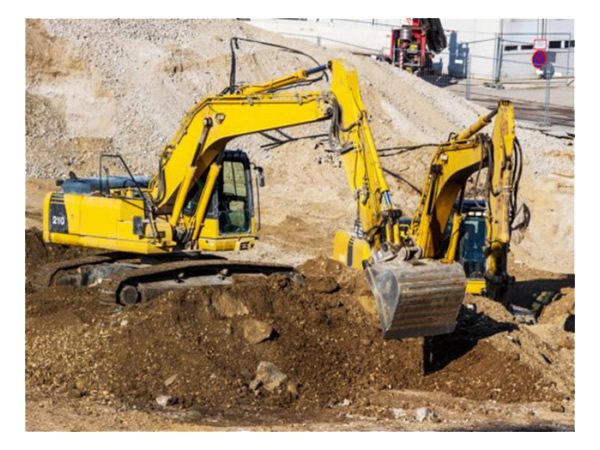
<box><xmin>183</xmin><ymin>174</ymin><xmax>207</xmax><ymax>217</ymax></box>
<box><xmin>440</xmin><ymin>201</ymin><xmax>487</xmax><ymax>278</ymax></box>
<box><xmin>218</xmin><ymin>158</ymin><xmax>251</xmax><ymax>234</ymax></box>
<box><xmin>182</xmin><ymin>151</ymin><xmax>253</xmax><ymax>236</ymax></box>
<box><xmin>458</xmin><ymin>215</ymin><xmax>486</xmax><ymax>279</ymax></box>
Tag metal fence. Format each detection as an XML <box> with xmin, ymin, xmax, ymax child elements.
<box><xmin>248</xmin><ymin>21</ymin><xmax>574</xmax><ymax>128</ymax></box>
<box><xmin>458</xmin><ymin>33</ymin><xmax>574</xmax><ymax>127</ymax></box>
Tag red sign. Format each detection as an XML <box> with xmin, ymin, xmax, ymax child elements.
<box><xmin>532</xmin><ymin>50</ymin><xmax>547</xmax><ymax>69</ymax></box>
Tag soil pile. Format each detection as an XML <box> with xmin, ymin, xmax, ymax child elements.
<box><xmin>26</xmin><ymin>231</ymin><xmax>572</xmax><ymax>420</ymax></box>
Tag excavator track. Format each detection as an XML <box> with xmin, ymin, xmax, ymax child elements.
<box><xmin>39</xmin><ymin>254</ymin><xmax>296</xmax><ymax>305</ymax></box>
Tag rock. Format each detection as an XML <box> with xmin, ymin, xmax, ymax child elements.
<box><xmin>391</xmin><ymin>408</ymin><xmax>407</xmax><ymax>419</ymax></box>
<box><xmin>120</xmin><ymin>319</ymin><xmax>128</xmax><ymax>327</ymax></box>
<box><xmin>550</xmin><ymin>403</ymin><xmax>566</xmax><ymax>413</ymax></box>
<box><xmin>212</xmin><ymin>291</ymin><xmax>249</xmax><ymax>318</ymax></box>
<box><xmin>74</xmin><ymin>376</ymin><xmax>87</xmax><ymax>391</ymax></box>
<box><xmin>252</xmin><ymin>361</ymin><xmax>288</xmax><ymax>392</ymax></box>
<box><xmin>242</xmin><ymin>319</ymin><xmax>274</xmax><ymax>344</ymax></box>
<box><xmin>287</xmin><ymin>382</ymin><xmax>299</xmax><ymax>399</ymax></box>
<box><xmin>164</xmin><ymin>374</ymin><xmax>177</xmax><ymax>387</ymax></box>
<box><xmin>68</xmin><ymin>388</ymin><xmax>85</xmax><ymax>399</ymax></box>
<box><xmin>306</xmin><ymin>276</ymin><xmax>339</xmax><ymax>294</ymax></box>
<box><xmin>249</xmin><ymin>378</ymin><xmax>262</xmax><ymax>392</ymax></box>
<box><xmin>337</xmin><ymin>398</ymin><xmax>351</xmax><ymax>407</ymax></box>
<box><xmin>155</xmin><ymin>395</ymin><xmax>173</xmax><ymax>407</ymax></box>
<box><xmin>415</xmin><ymin>407</ymin><xmax>434</xmax><ymax>422</ymax></box>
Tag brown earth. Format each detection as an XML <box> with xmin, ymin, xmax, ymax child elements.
<box><xmin>25</xmin><ymin>229</ymin><xmax>574</xmax><ymax>430</ymax></box>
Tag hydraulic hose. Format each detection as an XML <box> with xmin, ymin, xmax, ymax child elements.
<box><xmin>223</xmin><ymin>37</ymin><xmax>328</xmax><ymax>94</ymax></box>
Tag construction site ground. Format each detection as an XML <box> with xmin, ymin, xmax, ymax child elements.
<box><xmin>25</xmin><ymin>20</ymin><xmax>575</xmax><ymax>431</ymax></box>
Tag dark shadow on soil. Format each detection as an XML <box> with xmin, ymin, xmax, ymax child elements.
<box><xmin>508</xmin><ymin>275</ymin><xmax>575</xmax><ymax>310</ymax></box>
<box><xmin>447</xmin><ymin>422</ymin><xmax>573</xmax><ymax>431</ymax></box>
<box><xmin>423</xmin><ymin>305</ymin><xmax>517</xmax><ymax>374</ymax></box>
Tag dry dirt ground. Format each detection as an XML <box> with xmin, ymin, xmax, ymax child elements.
<box><xmin>24</xmin><ymin>19</ymin><xmax>575</xmax><ymax>431</ymax></box>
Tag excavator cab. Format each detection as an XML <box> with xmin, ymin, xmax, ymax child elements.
<box><xmin>457</xmin><ymin>200</ymin><xmax>487</xmax><ymax>280</ymax></box>
<box><xmin>184</xmin><ymin>149</ymin><xmax>258</xmax><ymax>251</ymax></box>
<box><xmin>439</xmin><ymin>198</ymin><xmax>510</xmax><ymax>298</ymax></box>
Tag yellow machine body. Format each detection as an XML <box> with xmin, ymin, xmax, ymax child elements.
<box><xmin>410</xmin><ymin>101</ymin><xmax>517</xmax><ymax>300</ymax></box>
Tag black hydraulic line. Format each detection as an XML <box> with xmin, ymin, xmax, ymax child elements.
<box><xmin>327</xmin><ymin>100</ymin><xmax>358</xmax><ymax>153</ymax></box>
<box><xmin>510</xmin><ymin>138</ymin><xmax>529</xmax><ymax>231</ymax></box>
<box><xmin>252</xmin><ymin>164</ymin><xmax>262</xmax><ymax>232</ymax></box>
<box><xmin>224</xmin><ymin>37</ymin><xmax>328</xmax><ymax>94</ymax></box>
<box><xmin>377</xmin><ymin>143</ymin><xmax>438</xmax><ymax>157</ymax></box>
<box><xmin>274</xmin><ymin>129</ymin><xmax>295</xmax><ymax>140</ymax></box>
<box><xmin>260</xmin><ymin>132</ymin><xmax>329</xmax><ymax>150</ymax></box>
<box><xmin>259</xmin><ymin>132</ymin><xmax>284</xmax><ymax>144</ymax></box>
<box><xmin>382</xmin><ymin>167</ymin><xmax>422</xmax><ymax>195</ymax></box>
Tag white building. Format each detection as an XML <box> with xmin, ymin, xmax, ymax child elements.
<box><xmin>249</xmin><ymin>19</ymin><xmax>575</xmax><ymax>80</ymax></box>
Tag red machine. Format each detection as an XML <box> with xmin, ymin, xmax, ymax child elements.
<box><xmin>390</xmin><ymin>19</ymin><xmax>446</xmax><ymax>74</ymax></box>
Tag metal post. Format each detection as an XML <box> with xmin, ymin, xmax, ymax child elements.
<box><xmin>566</xmin><ymin>32</ymin><xmax>572</xmax><ymax>77</ymax></box>
<box><xmin>316</xmin><ymin>35</ymin><xmax>321</xmax><ymax>47</ymax></box>
<box><xmin>465</xmin><ymin>52</ymin><xmax>472</xmax><ymax>100</ymax></box>
<box><xmin>492</xmin><ymin>32</ymin><xmax>503</xmax><ymax>87</ymax></box>
<box><xmin>492</xmin><ymin>33</ymin><xmax>500</xmax><ymax>83</ymax></box>
<box><xmin>543</xmin><ymin>72</ymin><xmax>551</xmax><ymax>126</ymax></box>
<box><xmin>497</xmin><ymin>19</ymin><xmax>504</xmax><ymax>84</ymax></box>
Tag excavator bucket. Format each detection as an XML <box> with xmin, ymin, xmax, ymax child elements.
<box><xmin>365</xmin><ymin>260</ymin><xmax>466</xmax><ymax>339</ymax></box>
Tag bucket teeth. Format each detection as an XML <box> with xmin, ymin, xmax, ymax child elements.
<box><xmin>365</xmin><ymin>260</ymin><xmax>466</xmax><ymax>339</ymax></box>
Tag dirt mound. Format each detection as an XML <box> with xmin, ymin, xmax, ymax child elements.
<box><xmin>538</xmin><ymin>288</ymin><xmax>575</xmax><ymax>328</ymax></box>
<box><xmin>25</xmin><ymin>228</ymin><xmax>48</xmax><ymax>263</ymax></box>
<box><xmin>25</xmin><ymin>285</ymin><xmax>556</xmax><ymax>411</ymax></box>
<box><xmin>25</xmin><ymin>228</ymin><xmax>96</xmax><ymax>292</ymax></box>
<box><xmin>26</xmin><ymin>227</ymin><xmax>94</xmax><ymax>266</ymax></box>
<box><xmin>26</xmin><ymin>248</ymin><xmax>568</xmax><ymax>421</ymax></box>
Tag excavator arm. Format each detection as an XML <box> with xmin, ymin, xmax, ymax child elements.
<box><xmin>410</xmin><ymin>100</ymin><xmax>519</xmax><ymax>300</ymax></box>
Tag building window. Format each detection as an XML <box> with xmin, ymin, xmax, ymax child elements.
<box><xmin>549</xmin><ymin>40</ymin><xmax>562</xmax><ymax>49</ymax></box>
<box><xmin>521</xmin><ymin>44</ymin><xmax>533</xmax><ymax>50</ymax></box>
<box><xmin>504</xmin><ymin>45</ymin><xmax>518</xmax><ymax>51</ymax></box>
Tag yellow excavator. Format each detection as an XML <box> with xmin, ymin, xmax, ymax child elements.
<box><xmin>41</xmin><ymin>57</ymin><xmax>521</xmax><ymax>339</ymax></box>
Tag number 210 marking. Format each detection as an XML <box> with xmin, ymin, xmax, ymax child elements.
<box><xmin>51</xmin><ymin>215</ymin><xmax>66</xmax><ymax>226</ymax></box>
